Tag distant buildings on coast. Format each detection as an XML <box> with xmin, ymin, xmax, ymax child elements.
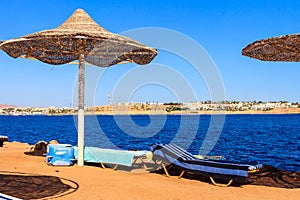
<box><xmin>196</xmin><ymin>101</ymin><xmax>299</xmax><ymax>111</ymax></box>
<box><xmin>0</xmin><ymin>105</ymin><xmax>74</xmax><ymax>116</ymax></box>
<box><xmin>0</xmin><ymin>101</ymin><xmax>299</xmax><ymax>115</ymax></box>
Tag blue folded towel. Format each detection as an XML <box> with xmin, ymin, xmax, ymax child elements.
<box><xmin>74</xmin><ymin>147</ymin><xmax>149</xmax><ymax>167</ymax></box>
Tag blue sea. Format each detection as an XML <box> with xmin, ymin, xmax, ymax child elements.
<box><xmin>0</xmin><ymin>114</ymin><xmax>299</xmax><ymax>172</ymax></box>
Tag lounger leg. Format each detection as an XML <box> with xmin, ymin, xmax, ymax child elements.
<box><xmin>143</xmin><ymin>163</ymin><xmax>148</xmax><ymax>170</ymax></box>
<box><xmin>135</xmin><ymin>157</ymin><xmax>149</xmax><ymax>169</ymax></box>
<box><xmin>113</xmin><ymin>164</ymin><xmax>119</xmax><ymax>170</ymax></box>
<box><xmin>101</xmin><ymin>163</ymin><xmax>106</xmax><ymax>169</ymax></box>
<box><xmin>161</xmin><ymin>163</ymin><xmax>170</xmax><ymax>177</ymax></box>
<box><xmin>132</xmin><ymin>157</ymin><xmax>138</xmax><ymax>165</ymax></box>
<box><xmin>209</xmin><ymin>177</ymin><xmax>233</xmax><ymax>187</ymax></box>
<box><xmin>155</xmin><ymin>160</ymin><xmax>162</xmax><ymax>170</ymax></box>
<box><xmin>178</xmin><ymin>170</ymin><xmax>185</xmax><ymax>179</ymax></box>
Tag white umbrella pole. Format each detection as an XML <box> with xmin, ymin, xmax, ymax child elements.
<box><xmin>77</xmin><ymin>54</ymin><xmax>85</xmax><ymax>166</ymax></box>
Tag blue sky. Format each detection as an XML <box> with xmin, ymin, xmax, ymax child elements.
<box><xmin>0</xmin><ymin>0</ymin><xmax>299</xmax><ymax>107</ymax></box>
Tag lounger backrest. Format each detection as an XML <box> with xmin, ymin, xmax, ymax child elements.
<box><xmin>153</xmin><ymin>143</ymin><xmax>198</xmax><ymax>161</ymax></box>
<box><xmin>152</xmin><ymin>143</ymin><xmax>263</xmax><ymax>172</ymax></box>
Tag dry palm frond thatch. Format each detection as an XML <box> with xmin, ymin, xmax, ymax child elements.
<box><xmin>0</xmin><ymin>9</ymin><xmax>157</xmax><ymax>67</ymax></box>
<box><xmin>242</xmin><ymin>33</ymin><xmax>300</xmax><ymax>62</ymax></box>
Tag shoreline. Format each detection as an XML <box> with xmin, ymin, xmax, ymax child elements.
<box><xmin>1</xmin><ymin>111</ymin><xmax>299</xmax><ymax>116</ymax></box>
<box><xmin>1</xmin><ymin>106</ymin><xmax>299</xmax><ymax>116</ymax></box>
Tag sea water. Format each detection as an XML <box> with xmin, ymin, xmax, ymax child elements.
<box><xmin>0</xmin><ymin>114</ymin><xmax>299</xmax><ymax>172</ymax></box>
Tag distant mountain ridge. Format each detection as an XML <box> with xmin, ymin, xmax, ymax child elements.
<box><xmin>0</xmin><ymin>104</ymin><xmax>17</xmax><ymax>108</ymax></box>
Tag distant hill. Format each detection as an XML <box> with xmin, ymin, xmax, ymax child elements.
<box><xmin>0</xmin><ymin>104</ymin><xmax>17</xmax><ymax>108</ymax></box>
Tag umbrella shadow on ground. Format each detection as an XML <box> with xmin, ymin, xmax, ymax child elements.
<box><xmin>248</xmin><ymin>165</ymin><xmax>300</xmax><ymax>189</ymax></box>
<box><xmin>0</xmin><ymin>171</ymin><xmax>79</xmax><ymax>200</ymax></box>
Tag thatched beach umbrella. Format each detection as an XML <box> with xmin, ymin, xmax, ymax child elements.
<box><xmin>242</xmin><ymin>33</ymin><xmax>300</xmax><ymax>61</ymax></box>
<box><xmin>0</xmin><ymin>9</ymin><xmax>157</xmax><ymax>166</ymax></box>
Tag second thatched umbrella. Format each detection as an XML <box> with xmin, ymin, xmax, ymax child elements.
<box><xmin>242</xmin><ymin>32</ymin><xmax>300</xmax><ymax>62</ymax></box>
<box><xmin>0</xmin><ymin>9</ymin><xmax>157</xmax><ymax>166</ymax></box>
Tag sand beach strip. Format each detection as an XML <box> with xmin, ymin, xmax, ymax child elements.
<box><xmin>0</xmin><ymin>142</ymin><xmax>299</xmax><ymax>200</ymax></box>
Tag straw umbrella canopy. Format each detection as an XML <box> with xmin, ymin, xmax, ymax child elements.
<box><xmin>0</xmin><ymin>8</ymin><xmax>157</xmax><ymax>166</ymax></box>
<box><xmin>242</xmin><ymin>33</ymin><xmax>300</xmax><ymax>61</ymax></box>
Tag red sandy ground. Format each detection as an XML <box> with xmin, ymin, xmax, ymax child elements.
<box><xmin>0</xmin><ymin>142</ymin><xmax>299</xmax><ymax>200</ymax></box>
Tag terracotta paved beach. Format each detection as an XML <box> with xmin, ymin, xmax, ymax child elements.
<box><xmin>0</xmin><ymin>142</ymin><xmax>299</xmax><ymax>200</ymax></box>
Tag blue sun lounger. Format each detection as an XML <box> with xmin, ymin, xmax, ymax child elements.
<box><xmin>151</xmin><ymin>144</ymin><xmax>263</xmax><ymax>186</ymax></box>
